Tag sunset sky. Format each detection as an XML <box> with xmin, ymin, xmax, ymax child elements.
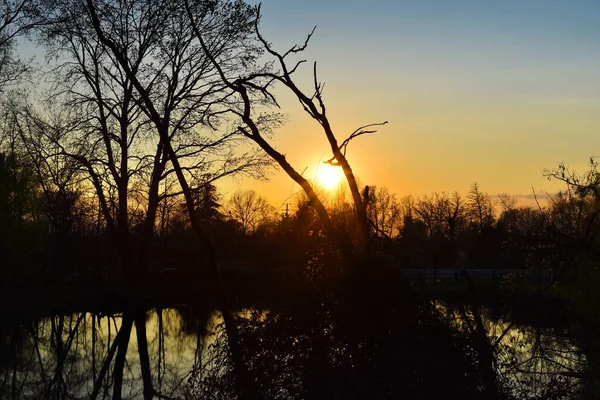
<box><xmin>225</xmin><ymin>0</ymin><xmax>600</xmax><ymax>211</ymax></box>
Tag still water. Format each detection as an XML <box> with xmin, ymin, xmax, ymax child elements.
<box><xmin>0</xmin><ymin>305</ymin><xmax>589</xmax><ymax>399</ymax></box>
<box><xmin>437</xmin><ymin>303</ymin><xmax>587</xmax><ymax>399</ymax></box>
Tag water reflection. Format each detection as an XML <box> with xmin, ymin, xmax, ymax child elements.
<box><xmin>438</xmin><ymin>303</ymin><xmax>587</xmax><ymax>399</ymax></box>
<box><xmin>0</xmin><ymin>305</ymin><xmax>589</xmax><ymax>399</ymax></box>
<box><xmin>0</xmin><ymin>309</ymin><xmax>209</xmax><ymax>399</ymax></box>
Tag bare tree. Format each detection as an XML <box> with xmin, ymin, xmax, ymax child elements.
<box><xmin>415</xmin><ymin>192</ymin><xmax>466</xmax><ymax>241</ymax></box>
<box><xmin>0</xmin><ymin>0</ymin><xmax>34</xmax><ymax>90</ymax></box>
<box><xmin>413</xmin><ymin>191</ymin><xmax>467</xmax><ymax>273</ymax></box>
<box><xmin>77</xmin><ymin>0</ymin><xmax>271</xmax><ymax>397</ymax></box>
<box><xmin>467</xmin><ymin>183</ymin><xmax>495</xmax><ymax>232</ymax></box>
<box><xmin>34</xmin><ymin>0</ymin><xmax>164</xmax><ymax>271</ymax></box>
<box><xmin>186</xmin><ymin>2</ymin><xmax>388</xmax><ymax>263</ymax></box>
<box><xmin>367</xmin><ymin>185</ymin><xmax>401</xmax><ymax>239</ymax></box>
<box><xmin>226</xmin><ymin>189</ymin><xmax>274</xmax><ymax>234</ymax></box>
<box><xmin>34</xmin><ymin>0</ymin><xmax>269</xmax><ymax>276</ymax></box>
<box><xmin>497</xmin><ymin>192</ymin><xmax>517</xmax><ymax>213</ymax></box>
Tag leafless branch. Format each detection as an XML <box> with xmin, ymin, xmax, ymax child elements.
<box><xmin>325</xmin><ymin>121</ymin><xmax>388</xmax><ymax>165</ymax></box>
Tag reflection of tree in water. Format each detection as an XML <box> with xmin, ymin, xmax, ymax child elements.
<box><xmin>0</xmin><ymin>302</ymin><xmax>591</xmax><ymax>399</ymax></box>
<box><xmin>187</xmin><ymin>278</ymin><xmax>495</xmax><ymax>400</ymax></box>
<box><xmin>496</xmin><ymin>325</ymin><xmax>586</xmax><ymax>399</ymax></box>
<box><xmin>439</xmin><ymin>303</ymin><xmax>587</xmax><ymax>400</ymax></box>
<box><xmin>0</xmin><ymin>314</ymin><xmax>94</xmax><ymax>399</ymax></box>
<box><xmin>187</xmin><ymin>298</ymin><xmax>592</xmax><ymax>400</ymax></box>
<box><xmin>146</xmin><ymin>307</ymin><xmax>210</xmax><ymax>397</ymax></box>
<box><xmin>0</xmin><ymin>308</ymin><xmax>212</xmax><ymax>399</ymax></box>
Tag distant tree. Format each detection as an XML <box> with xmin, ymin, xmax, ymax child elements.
<box><xmin>367</xmin><ymin>185</ymin><xmax>400</xmax><ymax>239</ymax></box>
<box><xmin>226</xmin><ymin>189</ymin><xmax>275</xmax><ymax>234</ymax></box>
<box><xmin>414</xmin><ymin>192</ymin><xmax>467</xmax><ymax>269</ymax></box>
<box><xmin>192</xmin><ymin>181</ymin><xmax>223</xmax><ymax>227</ymax></box>
<box><xmin>415</xmin><ymin>192</ymin><xmax>466</xmax><ymax>241</ymax></box>
<box><xmin>497</xmin><ymin>193</ymin><xmax>517</xmax><ymax>213</ymax></box>
<box><xmin>8</xmin><ymin>98</ymin><xmax>89</xmax><ymax>233</ymax></box>
<box><xmin>498</xmin><ymin>206</ymin><xmax>548</xmax><ymax>238</ymax></box>
<box><xmin>397</xmin><ymin>195</ymin><xmax>421</xmax><ymax>238</ymax></box>
<box><xmin>466</xmin><ymin>183</ymin><xmax>495</xmax><ymax>232</ymax></box>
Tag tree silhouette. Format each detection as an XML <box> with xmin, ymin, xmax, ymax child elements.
<box><xmin>34</xmin><ymin>0</ymin><xmax>269</xmax><ymax>278</ymax></box>
<box><xmin>367</xmin><ymin>185</ymin><xmax>401</xmax><ymax>239</ymax></box>
<box><xmin>187</xmin><ymin>2</ymin><xmax>388</xmax><ymax>266</ymax></box>
<box><xmin>225</xmin><ymin>189</ymin><xmax>274</xmax><ymax>235</ymax></box>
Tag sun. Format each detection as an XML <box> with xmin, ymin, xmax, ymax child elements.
<box><xmin>316</xmin><ymin>164</ymin><xmax>344</xmax><ymax>191</ymax></box>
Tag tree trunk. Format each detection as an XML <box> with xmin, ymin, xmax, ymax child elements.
<box><xmin>137</xmin><ymin>158</ymin><xmax>164</xmax><ymax>275</ymax></box>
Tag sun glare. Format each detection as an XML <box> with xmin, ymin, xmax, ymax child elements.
<box><xmin>316</xmin><ymin>165</ymin><xmax>344</xmax><ymax>191</ymax></box>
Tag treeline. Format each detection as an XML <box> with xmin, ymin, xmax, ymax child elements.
<box><xmin>3</xmin><ymin>124</ymin><xmax>599</xmax><ymax>286</ymax></box>
<box><xmin>219</xmin><ymin>177</ymin><xmax>600</xmax><ymax>282</ymax></box>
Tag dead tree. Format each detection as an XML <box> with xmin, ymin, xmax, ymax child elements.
<box><xmin>187</xmin><ymin>2</ymin><xmax>387</xmax><ymax>264</ymax></box>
